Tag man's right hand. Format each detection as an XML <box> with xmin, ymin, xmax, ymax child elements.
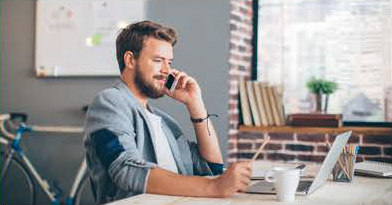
<box><xmin>210</xmin><ymin>161</ymin><xmax>252</xmax><ymax>197</ymax></box>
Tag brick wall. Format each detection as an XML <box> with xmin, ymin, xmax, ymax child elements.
<box><xmin>227</xmin><ymin>0</ymin><xmax>392</xmax><ymax>163</ymax></box>
<box><xmin>237</xmin><ymin>130</ymin><xmax>392</xmax><ymax>163</ymax></box>
<box><xmin>228</xmin><ymin>0</ymin><xmax>253</xmax><ymax>162</ymax></box>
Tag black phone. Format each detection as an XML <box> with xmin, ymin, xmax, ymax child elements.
<box><xmin>165</xmin><ymin>73</ymin><xmax>177</xmax><ymax>92</ymax></box>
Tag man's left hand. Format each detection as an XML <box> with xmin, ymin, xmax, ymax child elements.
<box><xmin>164</xmin><ymin>69</ymin><xmax>202</xmax><ymax>106</ymax></box>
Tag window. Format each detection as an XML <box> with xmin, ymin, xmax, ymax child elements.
<box><xmin>256</xmin><ymin>0</ymin><xmax>392</xmax><ymax>122</ymax></box>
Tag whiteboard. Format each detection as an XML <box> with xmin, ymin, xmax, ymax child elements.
<box><xmin>35</xmin><ymin>0</ymin><xmax>146</xmax><ymax>77</ymax></box>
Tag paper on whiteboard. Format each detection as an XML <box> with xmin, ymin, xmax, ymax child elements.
<box><xmin>35</xmin><ymin>0</ymin><xmax>146</xmax><ymax>77</ymax></box>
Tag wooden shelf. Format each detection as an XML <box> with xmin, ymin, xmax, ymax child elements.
<box><xmin>239</xmin><ymin>125</ymin><xmax>392</xmax><ymax>136</ymax></box>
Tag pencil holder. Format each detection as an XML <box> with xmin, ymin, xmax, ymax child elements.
<box><xmin>332</xmin><ymin>153</ymin><xmax>356</xmax><ymax>182</ymax></box>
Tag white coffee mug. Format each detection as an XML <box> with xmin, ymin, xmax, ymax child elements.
<box><xmin>265</xmin><ymin>167</ymin><xmax>300</xmax><ymax>202</ymax></box>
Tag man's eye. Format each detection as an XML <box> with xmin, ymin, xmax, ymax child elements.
<box><xmin>153</xmin><ymin>59</ymin><xmax>162</xmax><ymax>63</ymax></box>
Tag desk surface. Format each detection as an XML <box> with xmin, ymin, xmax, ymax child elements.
<box><xmin>106</xmin><ymin>161</ymin><xmax>392</xmax><ymax>205</ymax></box>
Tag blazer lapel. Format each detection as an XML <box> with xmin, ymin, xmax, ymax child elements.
<box><xmin>114</xmin><ymin>80</ymin><xmax>158</xmax><ymax>163</ymax></box>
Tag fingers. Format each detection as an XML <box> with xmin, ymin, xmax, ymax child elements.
<box><xmin>227</xmin><ymin>161</ymin><xmax>252</xmax><ymax>193</ymax></box>
<box><xmin>238</xmin><ymin>180</ymin><xmax>251</xmax><ymax>192</ymax></box>
<box><xmin>175</xmin><ymin>72</ymin><xmax>189</xmax><ymax>89</ymax></box>
<box><xmin>171</xmin><ymin>69</ymin><xmax>196</xmax><ymax>89</ymax></box>
<box><xmin>240</xmin><ymin>169</ymin><xmax>252</xmax><ymax>179</ymax></box>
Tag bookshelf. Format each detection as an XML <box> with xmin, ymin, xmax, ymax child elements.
<box><xmin>239</xmin><ymin>125</ymin><xmax>392</xmax><ymax>136</ymax></box>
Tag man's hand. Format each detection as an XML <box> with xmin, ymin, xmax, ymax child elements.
<box><xmin>164</xmin><ymin>69</ymin><xmax>202</xmax><ymax>106</ymax></box>
<box><xmin>210</xmin><ymin>161</ymin><xmax>252</xmax><ymax>197</ymax></box>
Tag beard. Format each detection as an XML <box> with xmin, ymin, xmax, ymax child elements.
<box><xmin>134</xmin><ymin>65</ymin><xmax>165</xmax><ymax>99</ymax></box>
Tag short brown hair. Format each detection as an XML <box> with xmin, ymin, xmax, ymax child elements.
<box><xmin>116</xmin><ymin>20</ymin><xmax>177</xmax><ymax>73</ymax></box>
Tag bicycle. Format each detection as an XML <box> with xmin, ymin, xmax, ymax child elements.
<box><xmin>0</xmin><ymin>113</ymin><xmax>94</xmax><ymax>205</ymax></box>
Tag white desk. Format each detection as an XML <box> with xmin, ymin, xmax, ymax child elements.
<box><xmin>106</xmin><ymin>161</ymin><xmax>392</xmax><ymax>205</ymax></box>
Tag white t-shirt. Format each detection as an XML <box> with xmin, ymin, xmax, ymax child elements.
<box><xmin>145</xmin><ymin>110</ymin><xmax>178</xmax><ymax>173</ymax></box>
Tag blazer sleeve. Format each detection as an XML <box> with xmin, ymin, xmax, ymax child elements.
<box><xmin>85</xmin><ymin>90</ymin><xmax>157</xmax><ymax>195</ymax></box>
<box><xmin>187</xmin><ymin>141</ymin><xmax>223</xmax><ymax>176</ymax></box>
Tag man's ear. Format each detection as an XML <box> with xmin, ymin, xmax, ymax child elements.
<box><xmin>124</xmin><ymin>51</ymin><xmax>136</xmax><ymax>70</ymax></box>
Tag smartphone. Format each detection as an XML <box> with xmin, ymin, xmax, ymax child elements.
<box><xmin>165</xmin><ymin>73</ymin><xmax>177</xmax><ymax>92</ymax></box>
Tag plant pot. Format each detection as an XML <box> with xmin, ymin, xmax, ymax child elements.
<box><xmin>316</xmin><ymin>93</ymin><xmax>322</xmax><ymax>113</ymax></box>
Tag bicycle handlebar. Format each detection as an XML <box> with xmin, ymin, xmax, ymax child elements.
<box><xmin>31</xmin><ymin>125</ymin><xmax>83</xmax><ymax>133</ymax></box>
<box><xmin>0</xmin><ymin>114</ymin><xmax>10</xmax><ymax>121</ymax></box>
<box><xmin>0</xmin><ymin>113</ymin><xmax>84</xmax><ymax>140</ymax></box>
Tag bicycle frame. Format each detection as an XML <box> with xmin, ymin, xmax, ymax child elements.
<box><xmin>0</xmin><ymin>114</ymin><xmax>87</xmax><ymax>205</ymax></box>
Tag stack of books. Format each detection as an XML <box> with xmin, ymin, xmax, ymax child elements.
<box><xmin>239</xmin><ymin>79</ymin><xmax>285</xmax><ymax>127</ymax></box>
<box><xmin>288</xmin><ymin>113</ymin><xmax>343</xmax><ymax>127</ymax></box>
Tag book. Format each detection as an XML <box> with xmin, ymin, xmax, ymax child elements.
<box><xmin>253</xmin><ymin>82</ymin><xmax>269</xmax><ymax>126</ymax></box>
<box><xmin>272</xmin><ymin>86</ymin><xmax>286</xmax><ymax>126</ymax></box>
<box><xmin>288</xmin><ymin>113</ymin><xmax>342</xmax><ymax>120</ymax></box>
<box><xmin>260</xmin><ymin>83</ymin><xmax>274</xmax><ymax>126</ymax></box>
<box><xmin>267</xmin><ymin>86</ymin><xmax>282</xmax><ymax>126</ymax></box>
<box><xmin>289</xmin><ymin>118</ymin><xmax>342</xmax><ymax>127</ymax></box>
<box><xmin>246</xmin><ymin>81</ymin><xmax>261</xmax><ymax>126</ymax></box>
<box><xmin>239</xmin><ymin>79</ymin><xmax>253</xmax><ymax>126</ymax></box>
<box><xmin>288</xmin><ymin>113</ymin><xmax>343</xmax><ymax>127</ymax></box>
<box><xmin>355</xmin><ymin>161</ymin><xmax>392</xmax><ymax>177</ymax></box>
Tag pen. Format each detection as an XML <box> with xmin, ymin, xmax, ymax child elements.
<box><xmin>252</xmin><ymin>136</ymin><xmax>270</xmax><ymax>162</ymax></box>
<box><xmin>325</xmin><ymin>136</ymin><xmax>351</xmax><ymax>180</ymax></box>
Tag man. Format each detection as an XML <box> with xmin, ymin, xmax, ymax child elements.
<box><xmin>84</xmin><ymin>20</ymin><xmax>252</xmax><ymax>204</ymax></box>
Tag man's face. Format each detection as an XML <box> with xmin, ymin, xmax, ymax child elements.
<box><xmin>133</xmin><ymin>37</ymin><xmax>173</xmax><ymax>99</ymax></box>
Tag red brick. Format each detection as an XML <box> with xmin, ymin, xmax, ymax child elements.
<box><xmin>238</xmin><ymin>131</ymin><xmax>264</xmax><ymax>139</ymax></box>
<box><xmin>364</xmin><ymin>157</ymin><xmax>392</xmax><ymax>163</ymax></box>
<box><xmin>266</xmin><ymin>153</ymin><xmax>295</xmax><ymax>161</ymax></box>
<box><xmin>286</xmin><ymin>144</ymin><xmax>314</xmax><ymax>152</ymax></box>
<box><xmin>268</xmin><ymin>132</ymin><xmax>294</xmax><ymax>140</ymax></box>
<box><xmin>229</xmin><ymin>124</ymin><xmax>238</xmax><ymax>129</ymax></box>
<box><xmin>384</xmin><ymin>147</ymin><xmax>392</xmax><ymax>156</ymax></box>
<box><xmin>228</xmin><ymin>142</ymin><xmax>237</xmax><ymax>149</ymax></box>
<box><xmin>229</xmin><ymin>103</ymin><xmax>238</xmax><ymax>110</ymax></box>
<box><xmin>297</xmin><ymin>133</ymin><xmax>325</xmax><ymax>142</ymax></box>
<box><xmin>297</xmin><ymin>154</ymin><xmax>325</xmax><ymax>162</ymax></box>
<box><xmin>238</xmin><ymin>153</ymin><xmax>263</xmax><ymax>160</ymax></box>
<box><xmin>230</xmin><ymin>114</ymin><xmax>239</xmax><ymax>121</ymax></box>
<box><xmin>228</xmin><ymin>134</ymin><xmax>238</xmax><ymax>142</ymax></box>
<box><xmin>363</xmin><ymin>134</ymin><xmax>392</xmax><ymax>145</ymax></box>
<box><xmin>329</xmin><ymin>134</ymin><xmax>360</xmax><ymax>143</ymax></box>
<box><xmin>358</xmin><ymin>146</ymin><xmax>382</xmax><ymax>155</ymax></box>
<box><xmin>238</xmin><ymin>65</ymin><xmax>247</xmax><ymax>71</ymax></box>
<box><xmin>229</xmin><ymin>152</ymin><xmax>238</xmax><ymax>159</ymax></box>
<box><xmin>230</xmin><ymin>94</ymin><xmax>239</xmax><ymax>101</ymax></box>
<box><xmin>317</xmin><ymin>145</ymin><xmax>329</xmax><ymax>153</ymax></box>
<box><xmin>230</xmin><ymin>23</ymin><xmax>237</xmax><ymax>31</ymax></box>
<box><xmin>231</xmin><ymin>13</ymin><xmax>241</xmax><ymax>22</ymax></box>
<box><xmin>255</xmin><ymin>143</ymin><xmax>282</xmax><ymax>151</ymax></box>
<box><xmin>238</xmin><ymin>143</ymin><xmax>253</xmax><ymax>150</ymax></box>
<box><xmin>355</xmin><ymin>155</ymin><xmax>364</xmax><ymax>163</ymax></box>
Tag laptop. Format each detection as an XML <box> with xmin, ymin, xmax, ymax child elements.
<box><xmin>246</xmin><ymin>131</ymin><xmax>352</xmax><ymax>195</ymax></box>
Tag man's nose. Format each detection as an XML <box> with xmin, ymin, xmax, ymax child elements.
<box><xmin>161</xmin><ymin>62</ymin><xmax>171</xmax><ymax>74</ymax></box>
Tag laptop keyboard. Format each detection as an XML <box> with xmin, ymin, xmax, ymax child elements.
<box><xmin>296</xmin><ymin>181</ymin><xmax>312</xmax><ymax>192</ymax></box>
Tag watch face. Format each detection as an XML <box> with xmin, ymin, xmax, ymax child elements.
<box><xmin>165</xmin><ymin>74</ymin><xmax>176</xmax><ymax>92</ymax></box>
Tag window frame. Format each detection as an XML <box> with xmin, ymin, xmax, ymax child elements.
<box><xmin>251</xmin><ymin>0</ymin><xmax>392</xmax><ymax>127</ymax></box>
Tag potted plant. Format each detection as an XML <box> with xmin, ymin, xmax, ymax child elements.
<box><xmin>306</xmin><ymin>78</ymin><xmax>338</xmax><ymax>113</ymax></box>
<box><xmin>320</xmin><ymin>81</ymin><xmax>338</xmax><ymax>113</ymax></box>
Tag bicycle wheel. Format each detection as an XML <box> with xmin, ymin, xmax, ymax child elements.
<box><xmin>74</xmin><ymin>175</ymin><xmax>96</xmax><ymax>205</ymax></box>
<box><xmin>0</xmin><ymin>152</ymin><xmax>36</xmax><ymax>205</ymax></box>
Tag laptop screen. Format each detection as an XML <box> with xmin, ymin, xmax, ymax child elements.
<box><xmin>308</xmin><ymin>131</ymin><xmax>352</xmax><ymax>193</ymax></box>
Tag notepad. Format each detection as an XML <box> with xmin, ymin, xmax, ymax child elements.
<box><xmin>354</xmin><ymin>161</ymin><xmax>392</xmax><ymax>177</ymax></box>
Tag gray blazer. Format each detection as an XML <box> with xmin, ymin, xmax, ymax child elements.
<box><xmin>84</xmin><ymin>80</ymin><xmax>214</xmax><ymax>203</ymax></box>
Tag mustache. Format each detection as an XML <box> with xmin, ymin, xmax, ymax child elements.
<box><xmin>153</xmin><ymin>75</ymin><xmax>167</xmax><ymax>80</ymax></box>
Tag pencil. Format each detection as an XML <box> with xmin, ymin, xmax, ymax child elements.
<box><xmin>325</xmin><ymin>135</ymin><xmax>351</xmax><ymax>180</ymax></box>
<box><xmin>252</xmin><ymin>136</ymin><xmax>270</xmax><ymax>162</ymax></box>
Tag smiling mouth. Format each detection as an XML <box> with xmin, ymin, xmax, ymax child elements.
<box><xmin>154</xmin><ymin>75</ymin><xmax>167</xmax><ymax>82</ymax></box>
